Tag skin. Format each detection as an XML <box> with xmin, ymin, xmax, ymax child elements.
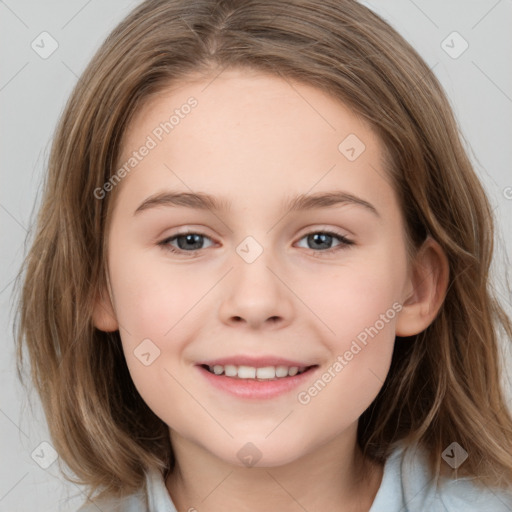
<box><xmin>93</xmin><ymin>68</ymin><xmax>449</xmax><ymax>511</ymax></box>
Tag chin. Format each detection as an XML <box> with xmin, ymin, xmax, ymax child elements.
<box><xmin>218</xmin><ymin>436</ymin><xmax>313</xmax><ymax>469</ymax></box>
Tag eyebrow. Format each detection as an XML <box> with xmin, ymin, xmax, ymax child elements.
<box><xmin>133</xmin><ymin>190</ymin><xmax>380</xmax><ymax>217</ymax></box>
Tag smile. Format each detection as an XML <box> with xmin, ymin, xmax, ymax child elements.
<box><xmin>202</xmin><ymin>364</ymin><xmax>312</xmax><ymax>380</ymax></box>
<box><xmin>196</xmin><ymin>364</ymin><xmax>319</xmax><ymax>400</ymax></box>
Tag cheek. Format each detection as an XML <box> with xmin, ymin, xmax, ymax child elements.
<box><xmin>109</xmin><ymin>246</ymin><xmax>205</xmax><ymax>338</ymax></box>
<box><xmin>296</xmin><ymin>298</ymin><xmax>397</xmax><ymax>430</ymax></box>
<box><xmin>306</xmin><ymin>252</ymin><xmax>404</xmax><ymax>341</ymax></box>
<box><xmin>108</xmin><ymin>255</ymin><xmax>197</xmax><ymax>415</ymax></box>
<box><xmin>107</xmin><ymin>247</ymin><xmax>204</xmax><ymax>393</ymax></box>
<box><xmin>294</xmin><ymin>254</ymin><xmax>402</xmax><ymax>407</ymax></box>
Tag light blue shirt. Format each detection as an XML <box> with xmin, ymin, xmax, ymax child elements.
<box><xmin>78</xmin><ymin>442</ymin><xmax>512</xmax><ymax>511</ymax></box>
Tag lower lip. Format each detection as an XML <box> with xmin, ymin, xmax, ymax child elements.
<box><xmin>195</xmin><ymin>365</ymin><xmax>319</xmax><ymax>399</ymax></box>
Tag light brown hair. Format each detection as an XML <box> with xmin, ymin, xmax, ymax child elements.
<box><xmin>14</xmin><ymin>0</ymin><xmax>512</xmax><ymax>502</ymax></box>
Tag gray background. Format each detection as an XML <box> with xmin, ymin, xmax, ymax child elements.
<box><xmin>1</xmin><ymin>0</ymin><xmax>511</xmax><ymax>510</ymax></box>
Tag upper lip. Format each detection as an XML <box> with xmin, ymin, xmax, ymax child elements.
<box><xmin>196</xmin><ymin>356</ymin><xmax>317</xmax><ymax>368</ymax></box>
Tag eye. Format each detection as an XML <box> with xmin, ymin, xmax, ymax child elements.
<box><xmin>295</xmin><ymin>230</ymin><xmax>354</xmax><ymax>256</ymax></box>
<box><xmin>158</xmin><ymin>229</ymin><xmax>354</xmax><ymax>257</ymax></box>
<box><xmin>158</xmin><ymin>231</ymin><xmax>215</xmax><ymax>257</ymax></box>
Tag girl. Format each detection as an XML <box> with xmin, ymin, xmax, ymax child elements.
<box><xmin>14</xmin><ymin>0</ymin><xmax>512</xmax><ymax>510</ymax></box>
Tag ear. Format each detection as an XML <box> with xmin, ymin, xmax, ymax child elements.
<box><xmin>91</xmin><ymin>278</ymin><xmax>119</xmax><ymax>332</ymax></box>
<box><xmin>395</xmin><ymin>236</ymin><xmax>449</xmax><ymax>337</ymax></box>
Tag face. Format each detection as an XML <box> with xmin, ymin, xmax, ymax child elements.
<box><xmin>99</xmin><ymin>68</ymin><xmax>413</xmax><ymax>468</ymax></box>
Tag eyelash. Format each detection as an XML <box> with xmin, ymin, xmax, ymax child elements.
<box><xmin>157</xmin><ymin>229</ymin><xmax>354</xmax><ymax>258</ymax></box>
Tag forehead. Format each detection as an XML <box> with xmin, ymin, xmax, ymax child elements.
<box><xmin>114</xmin><ymin>68</ymin><xmax>395</xmax><ymax>217</ymax></box>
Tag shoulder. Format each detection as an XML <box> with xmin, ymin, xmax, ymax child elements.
<box><xmin>76</xmin><ymin>492</ymin><xmax>146</xmax><ymax>512</ymax></box>
<box><xmin>370</xmin><ymin>442</ymin><xmax>512</xmax><ymax>512</ymax></box>
<box><xmin>76</xmin><ymin>467</ymin><xmax>176</xmax><ymax>512</ymax></box>
<box><xmin>435</xmin><ymin>476</ymin><xmax>512</xmax><ymax>512</ymax></box>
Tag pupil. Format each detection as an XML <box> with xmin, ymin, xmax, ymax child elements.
<box><xmin>178</xmin><ymin>233</ymin><xmax>202</xmax><ymax>250</ymax></box>
<box><xmin>309</xmin><ymin>233</ymin><xmax>331</xmax><ymax>250</ymax></box>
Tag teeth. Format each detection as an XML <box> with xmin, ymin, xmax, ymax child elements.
<box><xmin>288</xmin><ymin>367</ymin><xmax>299</xmax><ymax>376</ymax></box>
<box><xmin>206</xmin><ymin>364</ymin><xmax>307</xmax><ymax>380</ymax></box>
<box><xmin>256</xmin><ymin>366</ymin><xmax>275</xmax><ymax>379</ymax></box>
<box><xmin>275</xmin><ymin>366</ymin><xmax>289</xmax><ymax>377</ymax></box>
<box><xmin>238</xmin><ymin>365</ymin><xmax>256</xmax><ymax>378</ymax></box>
<box><xmin>224</xmin><ymin>365</ymin><xmax>238</xmax><ymax>377</ymax></box>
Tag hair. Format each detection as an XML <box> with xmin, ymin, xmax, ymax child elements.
<box><xmin>13</xmin><ymin>0</ymin><xmax>512</xmax><ymax>503</ymax></box>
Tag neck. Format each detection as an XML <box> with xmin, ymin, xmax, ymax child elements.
<box><xmin>165</xmin><ymin>426</ymin><xmax>383</xmax><ymax>512</ymax></box>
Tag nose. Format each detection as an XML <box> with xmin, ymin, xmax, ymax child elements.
<box><xmin>218</xmin><ymin>253</ymin><xmax>295</xmax><ymax>330</ymax></box>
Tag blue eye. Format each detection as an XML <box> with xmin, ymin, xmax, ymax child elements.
<box><xmin>295</xmin><ymin>231</ymin><xmax>354</xmax><ymax>254</ymax></box>
<box><xmin>159</xmin><ymin>232</ymin><xmax>215</xmax><ymax>256</ymax></box>
<box><xmin>158</xmin><ymin>230</ymin><xmax>354</xmax><ymax>257</ymax></box>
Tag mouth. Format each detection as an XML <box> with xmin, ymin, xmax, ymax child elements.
<box><xmin>194</xmin><ymin>354</ymin><xmax>321</xmax><ymax>399</ymax></box>
<box><xmin>195</xmin><ymin>362</ymin><xmax>320</xmax><ymax>400</ymax></box>
<box><xmin>199</xmin><ymin>363</ymin><xmax>317</xmax><ymax>381</ymax></box>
